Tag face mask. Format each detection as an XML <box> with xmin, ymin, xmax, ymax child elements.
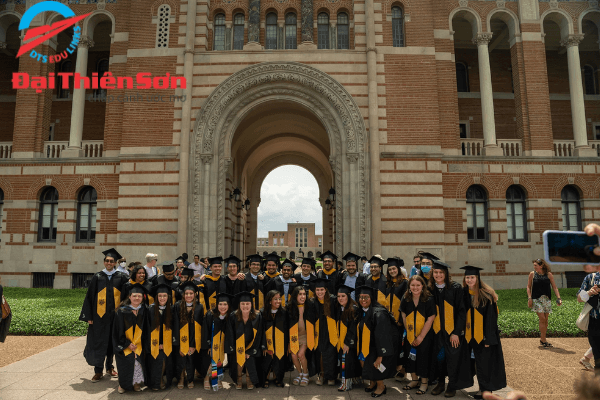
<box><xmin>420</xmin><ymin>265</ymin><xmax>431</xmax><ymax>274</ymax></box>
<box><xmin>120</xmin><ymin>262</ymin><xmax>126</xmax><ymax>268</ymax></box>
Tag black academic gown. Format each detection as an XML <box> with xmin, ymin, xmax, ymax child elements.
<box><xmin>172</xmin><ymin>301</ymin><xmax>205</xmax><ymax>382</ymax></box>
<box><xmin>200</xmin><ymin>311</ymin><xmax>230</xmax><ymax>389</ymax></box>
<box><xmin>241</xmin><ymin>274</ymin><xmax>265</xmax><ymax>311</ymax></box>
<box><xmin>386</xmin><ymin>279</ymin><xmax>408</xmax><ymax>366</ymax></box>
<box><xmin>356</xmin><ymin>304</ymin><xmax>399</xmax><ymax>381</ymax></box>
<box><xmin>80</xmin><ymin>270</ymin><xmax>128</xmax><ymax>370</ymax></box>
<box><xmin>293</xmin><ymin>273</ymin><xmax>317</xmax><ymax>299</ymax></box>
<box><xmin>431</xmin><ymin>282</ymin><xmax>473</xmax><ymax>390</ymax></box>
<box><xmin>339</xmin><ymin>272</ymin><xmax>366</xmax><ymax>296</ymax></box>
<box><xmin>121</xmin><ymin>279</ymin><xmax>154</xmax><ymax>305</ymax></box>
<box><xmin>152</xmin><ymin>275</ymin><xmax>181</xmax><ymax>305</ymax></box>
<box><xmin>226</xmin><ymin>311</ymin><xmax>265</xmax><ymax>386</ymax></box>
<box><xmin>288</xmin><ymin>302</ymin><xmax>317</xmax><ymax>377</ymax></box>
<box><xmin>309</xmin><ymin>296</ymin><xmax>339</xmax><ymax>381</ymax></box>
<box><xmin>202</xmin><ymin>275</ymin><xmax>228</xmax><ymax>312</ymax></box>
<box><xmin>336</xmin><ymin>303</ymin><xmax>360</xmax><ymax>379</ymax></box>
<box><xmin>145</xmin><ymin>304</ymin><xmax>174</xmax><ymax>390</ymax></box>
<box><xmin>113</xmin><ymin>305</ymin><xmax>148</xmax><ymax>391</ymax></box>
<box><xmin>261</xmin><ymin>308</ymin><xmax>289</xmax><ymax>385</ymax></box>
<box><xmin>316</xmin><ymin>269</ymin><xmax>342</xmax><ymax>294</ymax></box>
<box><xmin>263</xmin><ymin>272</ymin><xmax>281</xmax><ymax>290</ymax></box>
<box><xmin>0</xmin><ymin>285</ymin><xmax>11</xmax><ymax>342</ymax></box>
<box><xmin>400</xmin><ymin>296</ymin><xmax>436</xmax><ymax>379</ymax></box>
<box><xmin>464</xmin><ymin>288</ymin><xmax>507</xmax><ymax>392</ymax></box>
<box><xmin>265</xmin><ymin>276</ymin><xmax>298</xmax><ymax>308</ymax></box>
<box><xmin>224</xmin><ymin>275</ymin><xmax>243</xmax><ymax>296</ymax></box>
<box><xmin>365</xmin><ymin>275</ymin><xmax>389</xmax><ymax>308</ymax></box>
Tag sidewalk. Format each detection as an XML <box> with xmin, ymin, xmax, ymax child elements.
<box><xmin>1</xmin><ymin>336</ymin><xmax>589</xmax><ymax>400</ymax></box>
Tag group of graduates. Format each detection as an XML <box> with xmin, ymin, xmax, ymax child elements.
<box><xmin>80</xmin><ymin>247</ymin><xmax>507</xmax><ymax>398</ymax></box>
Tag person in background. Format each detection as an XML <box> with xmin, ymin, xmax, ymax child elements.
<box><xmin>153</xmin><ymin>262</ymin><xmax>180</xmax><ymax>305</ymax></box>
<box><xmin>0</xmin><ymin>284</ymin><xmax>12</xmax><ymax>342</ymax></box>
<box><xmin>189</xmin><ymin>255</ymin><xmax>206</xmax><ymax>283</ymax></box>
<box><xmin>527</xmin><ymin>258</ymin><xmax>562</xmax><ymax>348</ymax></box>
<box><xmin>294</xmin><ymin>258</ymin><xmax>317</xmax><ymax>299</ymax></box>
<box><xmin>127</xmin><ymin>262</ymin><xmax>137</xmax><ymax>277</ymax></box>
<box><xmin>181</xmin><ymin>253</ymin><xmax>191</xmax><ymax>267</ymax></box>
<box><xmin>580</xmin><ymin>347</ymin><xmax>595</xmax><ymax>372</ymax></box>
<box><xmin>121</xmin><ymin>265</ymin><xmax>153</xmax><ymax>305</ymax></box>
<box><xmin>337</xmin><ymin>261</ymin><xmax>345</xmax><ymax>273</ymax></box>
<box><xmin>117</xmin><ymin>258</ymin><xmax>129</xmax><ymax>276</ymax></box>
<box><xmin>362</xmin><ymin>256</ymin><xmax>370</xmax><ymax>275</ymax></box>
<box><xmin>410</xmin><ymin>255</ymin><xmax>422</xmax><ymax>278</ymax></box>
<box><xmin>144</xmin><ymin>253</ymin><xmax>160</xmax><ymax>280</ymax></box>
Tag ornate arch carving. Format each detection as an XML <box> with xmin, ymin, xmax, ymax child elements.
<box><xmin>27</xmin><ymin>177</ymin><xmax>68</xmax><ymax>200</ymax></box>
<box><xmin>551</xmin><ymin>175</ymin><xmax>589</xmax><ymax>198</ymax></box>
<box><xmin>0</xmin><ymin>177</ymin><xmax>14</xmax><ymax>200</ymax></box>
<box><xmin>496</xmin><ymin>175</ymin><xmax>539</xmax><ymax>199</ymax></box>
<box><xmin>455</xmin><ymin>174</ymin><xmax>494</xmax><ymax>199</ymax></box>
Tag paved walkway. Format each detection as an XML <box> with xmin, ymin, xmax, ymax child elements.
<box><xmin>0</xmin><ymin>336</ymin><xmax>591</xmax><ymax>400</ymax></box>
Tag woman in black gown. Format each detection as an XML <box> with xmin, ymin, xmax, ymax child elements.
<box><xmin>335</xmin><ymin>285</ymin><xmax>360</xmax><ymax>391</ymax></box>
<box><xmin>146</xmin><ymin>283</ymin><xmax>174</xmax><ymax>391</ymax></box>
<box><xmin>201</xmin><ymin>292</ymin><xmax>233</xmax><ymax>391</ymax></box>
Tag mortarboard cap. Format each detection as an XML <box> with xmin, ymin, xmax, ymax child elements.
<box><xmin>460</xmin><ymin>265</ymin><xmax>483</xmax><ymax>276</ymax></box>
<box><xmin>224</xmin><ymin>254</ymin><xmax>242</xmax><ymax>266</ymax></box>
<box><xmin>246</xmin><ymin>254</ymin><xmax>263</xmax><ymax>264</ymax></box>
<box><xmin>208</xmin><ymin>256</ymin><xmax>223</xmax><ymax>267</ymax></box>
<box><xmin>419</xmin><ymin>251</ymin><xmax>440</xmax><ymax>262</ymax></box>
<box><xmin>264</xmin><ymin>253</ymin><xmax>280</xmax><ymax>264</ymax></box>
<box><xmin>281</xmin><ymin>259</ymin><xmax>295</xmax><ymax>268</ymax></box>
<box><xmin>235</xmin><ymin>291</ymin><xmax>255</xmax><ymax>303</ymax></box>
<box><xmin>386</xmin><ymin>257</ymin><xmax>404</xmax><ymax>268</ymax></box>
<box><xmin>102</xmin><ymin>248</ymin><xmax>122</xmax><ymax>260</ymax></box>
<box><xmin>355</xmin><ymin>285</ymin><xmax>376</xmax><ymax>299</ymax></box>
<box><xmin>182</xmin><ymin>253</ymin><xmax>188</xmax><ymax>260</ymax></box>
<box><xmin>301</xmin><ymin>257</ymin><xmax>315</xmax><ymax>268</ymax></box>
<box><xmin>180</xmin><ymin>268</ymin><xmax>194</xmax><ymax>278</ymax></box>
<box><xmin>151</xmin><ymin>283</ymin><xmax>172</xmax><ymax>298</ymax></box>
<box><xmin>368</xmin><ymin>255</ymin><xmax>385</xmax><ymax>267</ymax></box>
<box><xmin>314</xmin><ymin>278</ymin><xmax>330</xmax><ymax>289</ymax></box>
<box><xmin>319</xmin><ymin>250</ymin><xmax>337</xmax><ymax>260</ymax></box>
<box><xmin>433</xmin><ymin>260</ymin><xmax>451</xmax><ymax>271</ymax></box>
<box><xmin>216</xmin><ymin>292</ymin><xmax>234</xmax><ymax>304</ymax></box>
<box><xmin>175</xmin><ymin>256</ymin><xmax>185</xmax><ymax>262</ymax></box>
<box><xmin>160</xmin><ymin>262</ymin><xmax>175</xmax><ymax>273</ymax></box>
<box><xmin>342</xmin><ymin>252</ymin><xmax>361</xmax><ymax>263</ymax></box>
<box><xmin>128</xmin><ymin>283</ymin><xmax>147</xmax><ymax>295</ymax></box>
<box><xmin>337</xmin><ymin>285</ymin><xmax>355</xmax><ymax>295</ymax></box>
<box><xmin>179</xmin><ymin>281</ymin><xmax>198</xmax><ymax>293</ymax></box>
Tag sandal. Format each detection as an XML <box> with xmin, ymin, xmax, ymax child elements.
<box><xmin>275</xmin><ymin>380</ymin><xmax>285</xmax><ymax>388</ymax></box>
<box><xmin>300</xmin><ymin>373</ymin><xmax>309</xmax><ymax>387</ymax></box>
<box><xmin>263</xmin><ymin>380</ymin><xmax>269</xmax><ymax>389</ymax></box>
<box><xmin>247</xmin><ymin>375</ymin><xmax>254</xmax><ymax>390</ymax></box>
<box><xmin>316</xmin><ymin>373</ymin><xmax>323</xmax><ymax>386</ymax></box>
<box><xmin>402</xmin><ymin>379</ymin><xmax>420</xmax><ymax>391</ymax></box>
<box><xmin>236</xmin><ymin>377</ymin><xmax>242</xmax><ymax>390</ymax></box>
<box><xmin>416</xmin><ymin>379</ymin><xmax>428</xmax><ymax>395</ymax></box>
<box><xmin>204</xmin><ymin>378</ymin><xmax>211</xmax><ymax>390</ymax></box>
<box><xmin>293</xmin><ymin>374</ymin><xmax>302</xmax><ymax>386</ymax></box>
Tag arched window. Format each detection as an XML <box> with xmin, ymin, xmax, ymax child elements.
<box><xmin>392</xmin><ymin>6</ymin><xmax>404</xmax><ymax>47</ymax></box>
<box><xmin>456</xmin><ymin>62</ymin><xmax>469</xmax><ymax>93</ymax></box>
<box><xmin>290</xmin><ymin>251</ymin><xmax>296</xmax><ymax>259</ymax></box>
<box><xmin>316</xmin><ymin>251</ymin><xmax>322</xmax><ymax>258</ymax></box>
<box><xmin>213</xmin><ymin>13</ymin><xmax>226</xmax><ymax>51</ymax></box>
<box><xmin>58</xmin><ymin>60</ymin><xmax>72</xmax><ymax>99</ymax></box>
<box><xmin>281</xmin><ymin>251</ymin><xmax>286</xmax><ymax>258</ymax></box>
<box><xmin>95</xmin><ymin>59</ymin><xmax>109</xmax><ymax>98</ymax></box>
<box><xmin>583</xmin><ymin>65</ymin><xmax>598</xmax><ymax>95</ymax></box>
<box><xmin>156</xmin><ymin>4</ymin><xmax>171</xmax><ymax>48</ymax></box>
<box><xmin>317</xmin><ymin>13</ymin><xmax>329</xmax><ymax>49</ymax></box>
<box><xmin>561</xmin><ymin>186</ymin><xmax>581</xmax><ymax>231</ymax></box>
<box><xmin>263</xmin><ymin>251</ymin><xmax>269</xmax><ymax>257</ymax></box>
<box><xmin>265</xmin><ymin>12</ymin><xmax>278</xmax><ymax>50</ymax></box>
<box><xmin>506</xmin><ymin>186</ymin><xmax>527</xmax><ymax>241</ymax></box>
<box><xmin>77</xmin><ymin>187</ymin><xmax>97</xmax><ymax>242</ymax></box>
<box><xmin>308</xmin><ymin>251</ymin><xmax>314</xmax><ymax>258</ymax></box>
<box><xmin>466</xmin><ymin>185</ymin><xmax>488</xmax><ymax>241</ymax></box>
<box><xmin>233</xmin><ymin>13</ymin><xmax>245</xmax><ymax>50</ymax></box>
<box><xmin>285</xmin><ymin>12</ymin><xmax>297</xmax><ymax>49</ymax></box>
<box><xmin>337</xmin><ymin>12</ymin><xmax>349</xmax><ymax>49</ymax></box>
<box><xmin>38</xmin><ymin>187</ymin><xmax>58</xmax><ymax>242</ymax></box>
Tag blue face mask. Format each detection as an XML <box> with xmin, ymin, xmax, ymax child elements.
<box><xmin>420</xmin><ymin>265</ymin><xmax>431</xmax><ymax>274</ymax></box>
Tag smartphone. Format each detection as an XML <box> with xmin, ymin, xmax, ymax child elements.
<box><xmin>543</xmin><ymin>230</ymin><xmax>600</xmax><ymax>265</ymax></box>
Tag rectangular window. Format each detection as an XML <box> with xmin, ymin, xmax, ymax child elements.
<box><xmin>266</xmin><ymin>25</ymin><xmax>277</xmax><ymax>49</ymax></box>
<box><xmin>285</xmin><ymin>24</ymin><xmax>296</xmax><ymax>49</ymax></box>
<box><xmin>467</xmin><ymin>203</ymin><xmax>486</xmax><ymax>241</ymax></box>
<box><xmin>337</xmin><ymin>25</ymin><xmax>348</xmax><ymax>49</ymax></box>
<box><xmin>33</xmin><ymin>272</ymin><xmax>55</xmax><ymax>288</ymax></box>
<box><xmin>318</xmin><ymin>25</ymin><xmax>329</xmax><ymax>49</ymax></box>
<box><xmin>41</xmin><ymin>203</ymin><xmax>58</xmax><ymax>241</ymax></box>
<box><xmin>214</xmin><ymin>26</ymin><xmax>225</xmax><ymax>50</ymax></box>
<box><xmin>507</xmin><ymin>202</ymin><xmax>526</xmax><ymax>241</ymax></box>
<box><xmin>72</xmin><ymin>273</ymin><xmax>94</xmax><ymax>289</ymax></box>
<box><xmin>233</xmin><ymin>25</ymin><xmax>244</xmax><ymax>50</ymax></box>
<box><xmin>594</xmin><ymin>123</ymin><xmax>600</xmax><ymax>141</ymax></box>
<box><xmin>459</xmin><ymin>123</ymin><xmax>468</xmax><ymax>139</ymax></box>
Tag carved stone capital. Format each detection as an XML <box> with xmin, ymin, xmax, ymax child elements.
<box><xmin>78</xmin><ymin>36</ymin><xmax>95</xmax><ymax>49</ymax></box>
<box><xmin>560</xmin><ymin>34</ymin><xmax>584</xmax><ymax>49</ymax></box>
<box><xmin>346</xmin><ymin>153</ymin><xmax>359</xmax><ymax>163</ymax></box>
<box><xmin>472</xmin><ymin>33</ymin><xmax>493</xmax><ymax>46</ymax></box>
<box><xmin>458</xmin><ymin>0</ymin><xmax>468</xmax><ymax>7</ymax></box>
<box><xmin>590</xmin><ymin>0</ymin><xmax>599</xmax><ymax>9</ymax></box>
<box><xmin>496</xmin><ymin>0</ymin><xmax>505</xmax><ymax>8</ymax></box>
<box><xmin>200</xmin><ymin>154</ymin><xmax>213</xmax><ymax>164</ymax></box>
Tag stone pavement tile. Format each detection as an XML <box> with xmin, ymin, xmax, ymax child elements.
<box><xmin>4</xmin><ymin>372</ymin><xmax>82</xmax><ymax>391</ymax></box>
<box><xmin>36</xmin><ymin>346</ymin><xmax>84</xmax><ymax>360</ymax></box>
<box><xmin>0</xmin><ymin>390</ymin><xmax>51</xmax><ymax>400</ymax></box>
<box><xmin>55</xmin><ymin>371</ymin><xmax>118</xmax><ymax>391</ymax></box>
<box><xmin>37</xmin><ymin>389</ymin><xmax>113</xmax><ymax>400</ymax></box>
<box><xmin>505</xmin><ymin>367</ymin><xmax>574</xmax><ymax>395</ymax></box>
<box><xmin>289</xmin><ymin>395</ymin><xmax>351</xmax><ymax>400</ymax></box>
<box><xmin>0</xmin><ymin>372</ymin><xmax>30</xmax><ymax>390</ymax></box>
<box><xmin>0</xmin><ymin>357</ymin><xmax>61</xmax><ymax>373</ymax></box>
<box><xmin>525</xmin><ymin>396</ymin><xmax>577</xmax><ymax>400</ymax></box>
<box><xmin>42</xmin><ymin>358</ymin><xmax>93</xmax><ymax>372</ymax></box>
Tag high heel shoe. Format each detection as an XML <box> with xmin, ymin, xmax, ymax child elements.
<box><xmin>365</xmin><ymin>384</ymin><xmax>377</xmax><ymax>393</ymax></box>
<box><xmin>416</xmin><ymin>379</ymin><xmax>428</xmax><ymax>395</ymax></box>
<box><xmin>371</xmin><ymin>386</ymin><xmax>386</xmax><ymax>397</ymax></box>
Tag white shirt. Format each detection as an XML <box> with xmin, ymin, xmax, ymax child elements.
<box><xmin>145</xmin><ymin>264</ymin><xmax>157</xmax><ymax>279</ymax></box>
<box><xmin>400</xmin><ymin>267</ymin><xmax>408</xmax><ymax>278</ymax></box>
<box><xmin>362</xmin><ymin>261</ymin><xmax>370</xmax><ymax>275</ymax></box>
<box><xmin>188</xmin><ymin>262</ymin><xmax>205</xmax><ymax>278</ymax></box>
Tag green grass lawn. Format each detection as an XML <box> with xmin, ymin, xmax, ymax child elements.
<box><xmin>2</xmin><ymin>287</ymin><xmax>588</xmax><ymax>337</ymax></box>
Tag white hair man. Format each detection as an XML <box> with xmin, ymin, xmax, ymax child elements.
<box><xmin>144</xmin><ymin>253</ymin><xmax>159</xmax><ymax>279</ymax></box>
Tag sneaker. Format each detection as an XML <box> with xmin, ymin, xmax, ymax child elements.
<box><xmin>91</xmin><ymin>373</ymin><xmax>103</xmax><ymax>383</ymax></box>
<box><xmin>106</xmin><ymin>368</ymin><xmax>118</xmax><ymax>377</ymax></box>
<box><xmin>580</xmin><ymin>357</ymin><xmax>594</xmax><ymax>371</ymax></box>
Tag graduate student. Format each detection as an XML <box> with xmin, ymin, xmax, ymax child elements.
<box><xmin>310</xmin><ymin>277</ymin><xmax>340</xmax><ymax>386</ymax></box>
<box><xmin>146</xmin><ymin>283</ymin><xmax>174</xmax><ymax>391</ymax></box>
<box><xmin>152</xmin><ymin>262</ymin><xmax>180</xmax><ymax>306</ymax></box>
<box><xmin>265</xmin><ymin>259</ymin><xmax>297</xmax><ymax>306</ymax></box>
<box><xmin>261</xmin><ymin>290</ymin><xmax>289</xmax><ymax>387</ymax></box>
<box><xmin>223</xmin><ymin>255</ymin><xmax>245</xmax><ymax>298</ymax></box>
<box><xmin>335</xmin><ymin>285</ymin><xmax>360</xmax><ymax>392</ymax></box>
<box><xmin>121</xmin><ymin>265</ymin><xmax>154</xmax><ymax>305</ymax></box>
<box><xmin>243</xmin><ymin>254</ymin><xmax>266</xmax><ymax>311</ymax></box>
<box><xmin>385</xmin><ymin>257</ymin><xmax>408</xmax><ymax>379</ymax></box>
<box><xmin>317</xmin><ymin>251</ymin><xmax>342</xmax><ymax>294</ymax></box>
<box><xmin>113</xmin><ymin>283</ymin><xmax>149</xmax><ymax>393</ymax></box>
<box><xmin>417</xmin><ymin>251</ymin><xmax>438</xmax><ymax>286</ymax></box>
<box><xmin>429</xmin><ymin>260</ymin><xmax>472</xmax><ymax>397</ymax></box>
<box><xmin>294</xmin><ymin>257</ymin><xmax>317</xmax><ymax>298</ymax></box>
<box><xmin>340</xmin><ymin>252</ymin><xmax>366</xmax><ymax>300</ymax></box>
<box><xmin>356</xmin><ymin>285</ymin><xmax>400</xmax><ymax>397</ymax></box>
<box><xmin>461</xmin><ymin>266</ymin><xmax>506</xmax><ymax>399</ymax></box>
<box><xmin>400</xmin><ymin>275</ymin><xmax>437</xmax><ymax>395</ymax></box>
<box><xmin>364</xmin><ymin>255</ymin><xmax>389</xmax><ymax>308</ymax></box>
<box><xmin>263</xmin><ymin>253</ymin><xmax>282</xmax><ymax>287</ymax></box>
<box><xmin>172</xmin><ymin>281</ymin><xmax>204</xmax><ymax>389</ymax></box>
<box><xmin>287</xmin><ymin>285</ymin><xmax>314</xmax><ymax>386</ymax></box>
<box><xmin>201</xmin><ymin>292</ymin><xmax>233</xmax><ymax>391</ymax></box>
<box><xmin>80</xmin><ymin>248</ymin><xmax>129</xmax><ymax>382</ymax></box>
<box><xmin>200</xmin><ymin>257</ymin><xmax>228</xmax><ymax>313</ymax></box>
<box><xmin>227</xmin><ymin>291</ymin><xmax>265</xmax><ymax>390</ymax></box>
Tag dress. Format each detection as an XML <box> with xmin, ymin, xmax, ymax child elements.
<box><xmin>531</xmin><ymin>272</ymin><xmax>553</xmax><ymax>314</ymax></box>
<box><xmin>400</xmin><ymin>296</ymin><xmax>436</xmax><ymax>379</ymax></box>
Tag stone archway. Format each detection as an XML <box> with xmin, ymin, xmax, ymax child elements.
<box><xmin>191</xmin><ymin>62</ymin><xmax>370</xmax><ymax>258</ymax></box>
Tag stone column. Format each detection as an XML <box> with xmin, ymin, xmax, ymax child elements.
<box><xmin>62</xmin><ymin>35</ymin><xmax>93</xmax><ymax>158</ymax></box>
<box><xmin>201</xmin><ymin>155</ymin><xmax>213</xmax><ymax>256</ymax></box>
<box><xmin>225</xmin><ymin>21</ymin><xmax>232</xmax><ymax>50</ymax></box>
<box><xmin>347</xmin><ymin>153</ymin><xmax>358</xmax><ymax>252</ymax></box>
<box><xmin>243</xmin><ymin>0</ymin><xmax>262</xmax><ymax>50</ymax></box>
<box><xmin>473</xmin><ymin>33</ymin><xmax>503</xmax><ymax>156</ymax></box>
<box><xmin>330</xmin><ymin>21</ymin><xmax>337</xmax><ymax>50</ymax></box>
<box><xmin>298</xmin><ymin>0</ymin><xmax>317</xmax><ymax>50</ymax></box>
<box><xmin>278</xmin><ymin>21</ymin><xmax>284</xmax><ymax>49</ymax></box>
<box><xmin>561</xmin><ymin>34</ymin><xmax>596</xmax><ymax>157</ymax></box>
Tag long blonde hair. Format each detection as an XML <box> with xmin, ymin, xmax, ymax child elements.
<box><xmin>462</xmin><ymin>275</ymin><xmax>498</xmax><ymax>308</ymax></box>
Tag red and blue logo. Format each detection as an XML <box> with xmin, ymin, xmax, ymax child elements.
<box><xmin>17</xmin><ymin>1</ymin><xmax>90</xmax><ymax>63</ymax></box>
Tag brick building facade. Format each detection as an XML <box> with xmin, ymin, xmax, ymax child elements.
<box><xmin>256</xmin><ymin>222</ymin><xmax>323</xmax><ymax>258</ymax></box>
<box><xmin>0</xmin><ymin>0</ymin><xmax>599</xmax><ymax>289</ymax></box>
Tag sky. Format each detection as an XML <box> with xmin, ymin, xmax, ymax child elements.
<box><xmin>257</xmin><ymin>165</ymin><xmax>323</xmax><ymax>237</ymax></box>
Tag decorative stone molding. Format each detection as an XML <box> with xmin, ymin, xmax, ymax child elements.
<box><xmin>301</xmin><ymin>0</ymin><xmax>314</xmax><ymax>42</ymax></box>
<box><xmin>200</xmin><ymin>154</ymin><xmax>213</xmax><ymax>164</ymax></box>
<box><xmin>248</xmin><ymin>0</ymin><xmax>260</xmax><ymax>43</ymax></box>
<box><xmin>458</xmin><ymin>0</ymin><xmax>468</xmax><ymax>7</ymax></box>
<box><xmin>568</xmin><ymin>177</ymin><xmax>575</xmax><ymax>185</ymax></box>
<box><xmin>84</xmin><ymin>178</ymin><xmax>91</xmax><ymax>186</ymax></box>
<box><xmin>549</xmin><ymin>0</ymin><xmax>558</xmax><ymax>10</ymax></box>
<box><xmin>590</xmin><ymin>1</ymin><xmax>599</xmax><ymax>10</ymax></box>
<box><xmin>496</xmin><ymin>0</ymin><xmax>505</xmax><ymax>8</ymax></box>
<box><xmin>472</xmin><ymin>33</ymin><xmax>493</xmax><ymax>46</ymax></box>
<box><xmin>46</xmin><ymin>178</ymin><xmax>52</xmax><ymax>186</ymax></box>
<box><xmin>366</xmin><ymin>47</ymin><xmax>377</xmax><ymax>53</ymax></box>
<box><xmin>512</xmin><ymin>176</ymin><xmax>520</xmax><ymax>185</ymax></box>
<box><xmin>78</xmin><ymin>36</ymin><xmax>95</xmax><ymax>49</ymax></box>
<box><xmin>560</xmin><ymin>34</ymin><xmax>584</xmax><ymax>48</ymax></box>
<box><xmin>346</xmin><ymin>153</ymin><xmax>359</xmax><ymax>163</ymax></box>
<box><xmin>473</xmin><ymin>176</ymin><xmax>481</xmax><ymax>184</ymax></box>
<box><xmin>97</xmin><ymin>0</ymin><xmax>106</xmax><ymax>10</ymax></box>
<box><xmin>0</xmin><ymin>42</ymin><xmax>7</xmax><ymax>50</ymax></box>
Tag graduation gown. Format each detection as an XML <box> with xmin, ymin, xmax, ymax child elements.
<box><xmin>293</xmin><ymin>273</ymin><xmax>317</xmax><ymax>298</ymax></box>
<box><xmin>202</xmin><ymin>275</ymin><xmax>228</xmax><ymax>313</ymax></box>
<box><xmin>121</xmin><ymin>279</ymin><xmax>154</xmax><ymax>305</ymax></box>
<box><xmin>288</xmin><ymin>302</ymin><xmax>317</xmax><ymax>377</ymax></box>
<box><xmin>145</xmin><ymin>304</ymin><xmax>174</xmax><ymax>390</ymax></box>
<box><xmin>386</xmin><ymin>279</ymin><xmax>408</xmax><ymax>367</ymax></box>
<box><xmin>226</xmin><ymin>311</ymin><xmax>265</xmax><ymax>385</ymax></box>
<box><xmin>364</xmin><ymin>275</ymin><xmax>389</xmax><ymax>308</ymax></box>
<box><xmin>200</xmin><ymin>311</ymin><xmax>229</xmax><ymax>390</ymax></box>
<box><xmin>263</xmin><ymin>271</ymin><xmax>281</xmax><ymax>290</ymax></box>
<box><xmin>316</xmin><ymin>269</ymin><xmax>341</xmax><ymax>294</ymax></box>
<box><xmin>80</xmin><ymin>270</ymin><xmax>128</xmax><ymax>368</ymax></box>
<box><xmin>464</xmin><ymin>288</ymin><xmax>507</xmax><ymax>392</ymax></box>
<box><xmin>224</xmin><ymin>275</ymin><xmax>243</xmax><ymax>297</ymax></box>
<box><xmin>0</xmin><ymin>285</ymin><xmax>12</xmax><ymax>343</ymax></box>
<box><xmin>113</xmin><ymin>306</ymin><xmax>148</xmax><ymax>391</ymax></box>
<box><xmin>309</xmin><ymin>296</ymin><xmax>339</xmax><ymax>381</ymax></box>
<box><xmin>172</xmin><ymin>301</ymin><xmax>204</xmax><ymax>381</ymax></box>
<box><xmin>265</xmin><ymin>276</ymin><xmax>298</xmax><ymax>307</ymax></box>
<box><xmin>339</xmin><ymin>272</ymin><xmax>366</xmax><ymax>296</ymax></box>
<box><xmin>242</xmin><ymin>274</ymin><xmax>265</xmax><ymax>311</ymax></box>
<box><xmin>400</xmin><ymin>296</ymin><xmax>436</xmax><ymax>378</ymax></box>
<box><xmin>261</xmin><ymin>308</ymin><xmax>289</xmax><ymax>384</ymax></box>
<box><xmin>336</xmin><ymin>303</ymin><xmax>360</xmax><ymax>379</ymax></box>
<box><xmin>152</xmin><ymin>275</ymin><xmax>181</xmax><ymax>305</ymax></box>
<box><xmin>356</xmin><ymin>304</ymin><xmax>399</xmax><ymax>381</ymax></box>
<box><xmin>431</xmin><ymin>282</ymin><xmax>473</xmax><ymax>390</ymax></box>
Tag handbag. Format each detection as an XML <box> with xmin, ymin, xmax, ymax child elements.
<box><xmin>576</xmin><ymin>272</ymin><xmax>598</xmax><ymax>331</ymax></box>
<box><xmin>1</xmin><ymin>295</ymin><xmax>10</xmax><ymax>320</ymax></box>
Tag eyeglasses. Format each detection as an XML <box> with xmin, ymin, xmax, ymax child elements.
<box><xmin>358</xmin><ymin>295</ymin><xmax>371</xmax><ymax>300</ymax></box>
<box><xmin>104</xmin><ymin>260</ymin><xmax>116</xmax><ymax>263</ymax></box>
<box><xmin>421</xmin><ymin>261</ymin><xmax>433</xmax><ymax>266</ymax></box>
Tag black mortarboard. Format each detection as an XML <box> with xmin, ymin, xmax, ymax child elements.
<box><xmin>180</xmin><ymin>268</ymin><xmax>194</xmax><ymax>278</ymax></box>
<box><xmin>102</xmin><ymin>248</ymin><xmax>122</xmax><ymax>260</ymax></box>
<box><xmin>320</xmin><ymin>250</ymin><xmax>337</xmax><ymax>260</ymax></box>
<box><xmin>246</xmin><ymin>254</ymin><xmax>263</xmax><ymax>264</ymax></box>
<box><xmin>460</xmin><ymin>265</ymin><xmax>483</xmax><ymax>276</ymax></box>
<box><xmin>160</xmin><ymin>262</ymin><xmax>175</xmax><ymax>273</ymax></box>
<box><xmin>433</xmin><ymin>260</ymin><xmax>450</xmax><ymax>271</ymax></box>
<box><xmin>337</xmin><ymin>285</ymin><xmax>355</xmax><ymax>295</ymax></box>
<box><xmin>369</xmin><ymin>255</ymin><xmax>385</xmax><ymax>267</ymax></box>
<box><xmin>281</xmin><ymin>259</ymin><xmax>295</xmax><ymax>268</ymax></box>
<box><xmin>224</xmin><ymin>254</ymin><xmax>242</xmax><ymax>266</ymax></box>
<box><xmin>301</xmin><ymin>257</ymin><xmax>315</xmax><ymax>268</ymax></box>
<box><xmin>264</xmin><ymin>253</ymin><xmax>280</xmax><ymax>264</ymax></box>
<box><xmin>419</xmin><ymin>251</ymin><xmax>440</xmax><ymax>262</ymax></box>
<box><xmin>128</xmin><ymin>283</ymin><xmax>147</xmax><ymax>295</ymax></box>
<box><xmin>235</xmin><ymin>291</ymin><xmax>255</xmax><ymax>303</ymax></box>
<box><xmin>314</xmin><ymin>278</ymin><xmax>329</xmax><ymax>288</ymax></box>
<box><xmin>355</xmin><ymin>285</ymin><xmax>375</xmax><ymax>298</ymax></box>
<box><xmin>179</xmin><ymin>281</ymin><xmax>198</xmax><ymax>293</ymax></box>
<box><xmin>176</xmin><ymin>256</ymin><xmax>185</xmax><ymax>262</ymax></box>
<box><xmin>182</xmin><ymin>253</ymin><xmax>188</xmax><ymax>260</ymax></box>
<box><xmin>151</xmin><ymin>283</ymin><xmax>172</xmax><ymax>298</ymax></box>
<box><xmin>342</xmin><ymin>252</ymin><xmax>360</xmax><ymax>263</ymax></box>
<box><xmin>386</xmin><ymin>257</ymin><xmax>404</xmax><ymax>268</ymax></box>
<box><xmin>216</xmin><ymin>292</ymin><xmax>234</xmax><ymax>304</ymax></box>
<box><xmin>208</xmin><ymin>256</ymin><xmax>223</xmax><ymax>267</ymax></box>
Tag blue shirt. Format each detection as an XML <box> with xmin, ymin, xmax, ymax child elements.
<box><xmin>410</xmin><ymin>266</ymin><xmax>420</xmax><ymax>278</ymax></box>
<box><xmin>344</xmin><ymin>275</ymin><xmax>358</xmax><ymax>300</ymax></box>
<box><xmin>579</xmin><ymin>272</ymin><xmax>600</xmax><ymax>319</ymax></box>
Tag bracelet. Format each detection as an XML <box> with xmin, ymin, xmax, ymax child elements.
<box><xmin>528</xmin><ymin>297</ymin><xmax>532</xmax><ymax>300</ymax></box>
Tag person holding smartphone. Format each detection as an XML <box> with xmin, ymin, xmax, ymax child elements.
<box><xmin>527</xmin><ymin>258</ymin><xmax>562</xmax><ymax>348</ymax></box>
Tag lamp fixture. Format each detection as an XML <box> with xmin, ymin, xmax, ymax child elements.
<box><xmin>230</xmin><ymin>188</ymin><xmax>241</xmax><ymax>202</ymax></box>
